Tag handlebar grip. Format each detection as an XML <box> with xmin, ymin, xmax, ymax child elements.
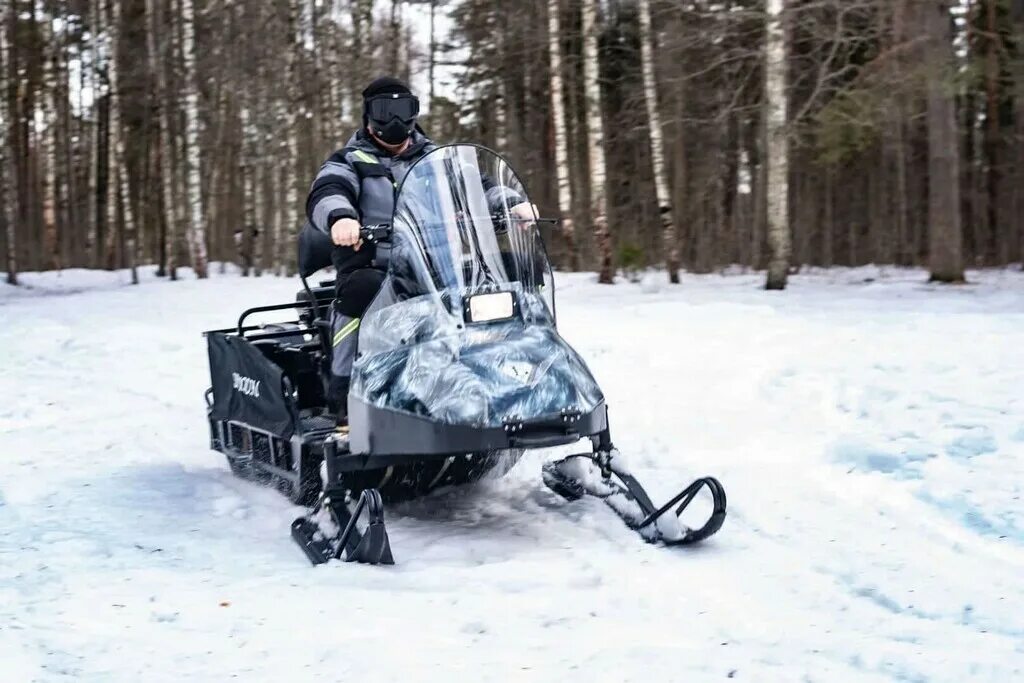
<box><xmin>359</xmin><ymin>224</ymin><xmax>392</xmax><ymax>243</ymax></box>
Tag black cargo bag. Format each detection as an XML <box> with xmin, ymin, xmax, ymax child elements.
<box><xmin>207</xmin><ymin>333</ymin><xmax>297</xmax><ymax>439</ymax></box>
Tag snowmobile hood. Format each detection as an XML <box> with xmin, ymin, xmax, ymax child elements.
<box><xmin>352</xmin><ymin>316</ymin><xmax>604</xmax><ymax>429</ymax></box>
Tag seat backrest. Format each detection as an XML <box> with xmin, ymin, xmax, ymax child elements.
<box><xmin>298</xmin><ymin>221</ymin><xmax>334</xmax><ymax>278</ymax></box>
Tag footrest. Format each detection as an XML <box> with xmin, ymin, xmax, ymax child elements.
<box><xmin>290</xmin><ymin>488</ymin><xmax>395</xmax><ymax>566</ymax></box>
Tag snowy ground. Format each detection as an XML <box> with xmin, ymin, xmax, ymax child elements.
<box><xmin>1</xmin><ymin>265</ymin><xmax>1023</xmax><ymax>682</ymax></box>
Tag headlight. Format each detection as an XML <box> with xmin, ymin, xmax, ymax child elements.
<box><xmin>466</xmin><ymin>291</ymin><xmax>516</xmax><ymax>323</ymax></box>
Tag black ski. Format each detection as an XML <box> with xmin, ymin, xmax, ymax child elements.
<box><xmin>543</xmin><ymin>451</ymin><xmax>726</xmax><ymax>546</ymax></box>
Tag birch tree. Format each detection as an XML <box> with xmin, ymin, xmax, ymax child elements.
<box><xmin>547</xmin><ymin>0</ymin><xmax>578</xmax><ymax>270</ymax></box>
<box><xmin>637</xmin><ymin>0</ymin><xmax>678</xmax><ymax>283</ymax></box>
<box><xmin>923</xmin><ymin>0</ymin><xmax>964</xmax><ymax>282</ymax></box>
<box><xmin>181</xmin><ymin>0</ymin><xmax>209</xmax><ymax>278</ymax></box>
<box><xmin>1</xmin><ymin>0</ymin><xmax>16</xmax><ymax>284</ymax></box>
<box><xmin>764</xmin><ymin>0</ymin><xmax>790</xmax><ymax>290</ymax></box>
<box><xmin>582</xmin><ymin>0</ymin><xmax>613</xmax><ymax>283</ymax></box>
<box><xmin>281</xmin><ymin>0</ymin><xmax>302</xmax><ymax>275</ymax></box>
<box><xmin>103</xmin><ymin>0</ymin><xmax>138</xmax><ymax>283</ymax></box>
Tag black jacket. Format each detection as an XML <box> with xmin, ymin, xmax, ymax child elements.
<box><xmin>305</xmin><ymin>128</ymin><xmax>436</xmax><ymax>276</ymax></box>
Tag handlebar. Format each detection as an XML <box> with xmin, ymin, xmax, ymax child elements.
<box><xmin>359</xmin><ymin>224</ymin><xmax>392</xmax><ymax>243</ymax></box>
<box><xmin>355</xmin><ymin>218</ymin><xmax>557</xmax><ymax>243</ymax></box>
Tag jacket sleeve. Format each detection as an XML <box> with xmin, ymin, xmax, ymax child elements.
<box><xmin>306</xmin><ymin>151</ymin><xmax>361</xmax><ymax>234</ymax></box>
<box><xmin>480</xmin><ymin>172</ymin><xmax>524</xmax><ymax>213</ymax></box>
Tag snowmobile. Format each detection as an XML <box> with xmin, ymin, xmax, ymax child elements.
<box><xmin>203</xmin><ymin>143</ymin><xmax>726</xmax><ymax>566</ymax></box>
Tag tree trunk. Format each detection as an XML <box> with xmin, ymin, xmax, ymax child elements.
<box><xmin>1</xmin><ymin>0</ymin><xmax>16</xmax><ymax>284</ymax></box>
<box><xmin>103</xmin><ymin>0</ymin><xmax>138</xmax><ymax>283</ymax></box>
<box><xmin>87</xmin><ymin>0</ymin><xmax>101</xmax><ymax>268</ymax></box>
<box><xmin>428</xmin><ymin>0</ymin><xmax>437</xmax><ymax>112</ymax></box>
<box><xmin>1014</xmin><ymin>0</ymin><xmax>1024</xmax><ymax>265</ymax></box>
<box><xmin>351</xmin><ymin>0</ymin><xmax>375</xmax><ymax>125</ymax></box>
<box><xmin>581</xmin><ymin>0</ymin><xmax>613</xmax><ymax>283</ymax></box>
<box><xmin>36</xmin><ymin>0</ymin><xmax>59</xmax><ymax>270</ymax></box>
<box><xmin>181</xmin><ymin>0</ymin><xmax>208</xmax><ymax>278</ymax></box>
<box><xmin>671</xmin><ymin>59</ymin><xmax>691</xmax><ymax>269</ymax></box>
<box><xmin>637</xmin><ymin>0</ymin><xmax>679</xmax><ymax>283</ymax></box>
<box><xmin>547</xmin><ymin>0</ymin><xmax>578</xmax><ymax>270</ymax></box>
<box><xmin>764</xmin><ymin>0</ymin><xmax>790</xmax><ymax>290</ymax></box>
<box><xmin>240</xmin><ymin>103</ymin><xmax>256</xmax><ymax>277</ymax></box>
<box><xmin>282</xmin><ymin>0</ymin><xmax>301</xmax><ymax>276</ymax></box>
<box><xmin>982</xmin><ymin>0</ymin><xmax>1004</xmax><ymax>264</ymax></box>
<box><xmin>58</xmin><ymin>9</ymin><xmax>76</xmax><ymax>269</ymax></box>
<box><xmin>925</xmin><ymin>0</ymin><xmax>965</xmax><ymax>282</ymax></box>
<box><xmin>389</xmin><ymin>0</ymin><xmax>401</xmax><ymax>67</ymax></box>
<box><xmin>147</xmin><ymin>0</ymin><xmax>179</xmax><ymax>279</ymax></box>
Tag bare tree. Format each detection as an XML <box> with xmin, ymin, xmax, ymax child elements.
<box><xmin>1011</xmin><ymin>0</ymin><xmax>1024</xmax><ymax>266</ymax></box>
<box><xmin>103</xmin><ymin>0</ymin><xmax>138</xmax><ymax>283</ymax></box>
<box><xmin>638</xmin><ymin>0</ymin><xmax>678</xmax><ymax>283</ymax></box>
<box><xmin>429</xmin><ymin>0</ymin><xmax>438</xmax><ymax>111</ymax></box>
<box><xmin>146</xmin><ymin>0</ymin><xmax>179</xmax><ymax>279</ymax></box>
<box><xmin>389</xmin><ymin>0</ymin><xmax>402</xmax><ymax>66</ymax></box>
<box><xmin>181</xmin><ymin>0</ymin><xmax>209</xmax><ymax>278</ymax></box>
<box><xmin>36</xmin><ymin>0</ymin><xmax>59</xmax><ymax>270</ymax></box>
<box><xmin>351</xmin><ymin>0</ymin><xmax>375</xmax><ymax>126</ymax></box>
<box><xmin>547</xmin><ymin>0</ymin><xmax>578</xmax><ymax>270</ymax></box>
<box><xmin>582</xmin><ymin>0</ymin><xmax>613</xmax><ymax>283</ymax></box>
<box><xmin>1</xmin><ymin>0</ymin><xmax>16</xmax><ymax>284</ymax></box>
<box><xmin>764</xmin><ymin>0</ymin><xmax>790</xmax><ymax>290</ymax></box>
<box><xmin>924</xmin><ymin>0</ymin><xmax>964</xmax><ymax>282</ymax></box>
<box><xmin>87</xmin><ymin>0</ymin><xmax>101</xmax><ymax>268</ymax></box>
<box><xmin>282</xmin><ymin>0</ymin><xmax>302</xmax><ymax>276</ymax></box>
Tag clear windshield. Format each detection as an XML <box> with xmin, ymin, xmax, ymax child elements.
<box><xmin>389</xmin><ymin>145</ymin><xmax>554</xmax><ymax>316</ymax></box>
<box><xmin>351</xmin><ymin>146</ymin><xmax>603</xmax><ymax>429</ymax></box>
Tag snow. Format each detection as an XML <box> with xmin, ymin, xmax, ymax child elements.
<box><xmin>2</xmin><ymin>264</ymin><xmax>1023</xmax><ymax>682</ymax></box>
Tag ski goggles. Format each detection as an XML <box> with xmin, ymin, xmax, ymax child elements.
<box><xmin>366</xmin><ymin>94</ymin><xmax>420</xmax><ymax>123</ymax></box>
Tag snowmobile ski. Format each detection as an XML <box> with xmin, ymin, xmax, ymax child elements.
<box><xmin>291</xmin><ymin>487</ymin><xmax>394</xmax><ymax>566</ymax></box>
<box><xmin>542</xmin><ymin>450</ymin><xmax>726</xmax><ymax>546</ymax></box>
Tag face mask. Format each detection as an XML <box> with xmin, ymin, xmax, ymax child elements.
<box><xmin>371</xmin><ymin>118</ymin><xmax>415</xmax><ymax>145</ymax></box>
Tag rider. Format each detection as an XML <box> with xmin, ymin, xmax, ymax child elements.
<box><xmin>305</xmin><ymin>76</ymin><xmax>432</xmax><ymax>422</ymax></box>
<box><xmin>306</xmin><ymin>76</ymin><xmax>537</xmax><ymax>425</ymax></box>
